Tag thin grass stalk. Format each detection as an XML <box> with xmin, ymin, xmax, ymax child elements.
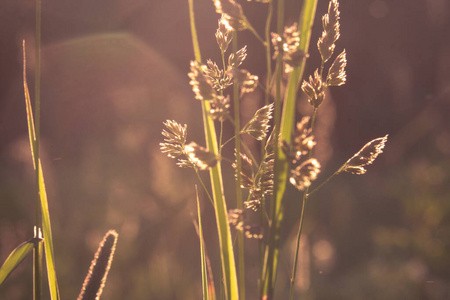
<box><xmin>188</xmin><ymin>1</ymin><xmax>239</xmax><ymax>299</ymax></box>
<box><xmin>259</xmin><ymin>0</ymin><xmax>274</xmax><ymax>288</ymax></box>
<box><xmin>288</xmin><ymin>107</ymin><xmax>317</xmax><ymax>299</ymax></box>
<box><xmin>196</xmin><ymin>188</ymin><xmax>210</xmax><ymax>300</ymax></box>
<box><xmin>261</xmin><ymin>0</ymin><xmax>284</xmax><ymax>298</ymax></box>
<box><xmin>232</xmin><ymin>32</ymin><xmax>246</xmax><ymax>300</ymax></box>
<box><xmin>33</xmin><ymin>0</ymin><xmax>42</xmax><ymax>299</ymax></box>
<box><xmin>262</xmin><ymin>1</ymin><xmax>318</xmax><ymax>299</ymax></box>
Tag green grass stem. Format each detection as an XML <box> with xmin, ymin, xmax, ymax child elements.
<box><xmin>34</xmin><ymin>0</ymin><xmax>42</xmax><ymax>298</ymax></box>
<box><xmin>232</xmin><ymin>32</ymin><xmax>246</xmax><ymax>300</ymax></box>
<box><xmin>262</xmin><ymin>1</ymin><xmax>318</xmax><ymax>299</ymax></box>
<box><xmin>189</xmin><ymin>1</ymin><xmax>239</xmax><ymax>299</ymax></box>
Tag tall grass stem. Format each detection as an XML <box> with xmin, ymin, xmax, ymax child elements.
<box><xmin>188</xmin><ymin>1</ymin><xmax>239</xmax><ymax>299</ymax></box>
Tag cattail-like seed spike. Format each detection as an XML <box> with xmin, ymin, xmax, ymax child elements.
<box><xmin>77</xmin><ymin>230</ymin><xmax>118</xmax><ymax>300</ymax></box>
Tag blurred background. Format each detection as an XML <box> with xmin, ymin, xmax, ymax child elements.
<box><xmin>1</xmin><ymin>0</ymin><xmax>449</xmax><ymax>299</ymax></box>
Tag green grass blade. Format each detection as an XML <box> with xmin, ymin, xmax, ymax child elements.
<box><xmin>38</xmin><ymin>161</ymin><xmax>61</xmax><ymax>300</ymax></box>
<box><xmin>23</xmin><ymin>42</ymin><xmax>61</xmax><ymax>300</ymax></box>
<box><xmin>188</xmin><ymin>1</ymin><xmax>239</xmax><ymax>299</ymax></box>
<box><xmin>22</xmin><ymin>41</ymin><xmax>36</xmax><ymax>162</ymax></box>
<box><xmin>262</xmin><ymin>0</ymin><xmax>318</xmax><ymax>298</ymax></box>
<box><xmin>196</xmin><ymin>191</ymin><xmax>210</xmax><ymax>300</ymax></box>
<box><xmin>0</xmin><ymin>239</ymin><xmax>39</xmax><ymax>285</ymax></box>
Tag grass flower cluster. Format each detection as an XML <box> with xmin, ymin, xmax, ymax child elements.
<box><xmin>161</xmin><ymin>0</ymin><xmax>388</xmax><ymax>299</ymax></box>
<box><xmin>0</xmin><ymin>0</ymin><xmax>388</xmax><ymax>300</ymax></box>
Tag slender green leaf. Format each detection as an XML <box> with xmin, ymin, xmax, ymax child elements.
<box><xmin>23</xmin><ymin>43</ymin><xmax>61</xmax><ymax>300</ymax></box>
<box><xmin>38</xmin><ymin>161</ymin><xmax>60</xmax><ymax>300</ymax></box>
<box><xmin>189</xmin><ymin>1</ymin><xmax>239</xmax><ymax>299</ymax></box>
<box><xmin>0</xmin><ymin>239</ymin><xmax>39</xmax><ymax>285</ymax></box>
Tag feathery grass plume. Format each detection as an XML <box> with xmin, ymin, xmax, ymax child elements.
<box><xmin>188</xmin><ymin>61</ymin><xmax>217</xmax><ymax>101</ymax></box>
<box><xmin>216</xmin><ymin>15</ymin><xmax>233</xmax><ymax>52</ymax></box>
<box><xmin>185</xmin><ymin>142</ymin><xmax>218</xmax><ymax>170</ymax></box>
<box><xmin>248</xmin><ymin>138</ymin><xmax>274</xmax><ymax>209</ymax></box>
<box><xmin>289</xmin><ymin>158</ymin><xmax>321</xmax><ymax>191</ymax></box>
<box><xmin>327</xmin><ymin>49</ymin><xmax>347</xmax><ymax>86</ymax></box>
<box><xmin>340</xmin><ymin>135</ymin><xmax>388</xmax><ymax>175</ymax></box>
<box><xmin>242</xmin><ymin>103</ymin><xmax>274</xmax><ymax>140</ymax></box>
<box><xmin>213</xmin><ymin>0</ymin><xmax>247</xmax><ymax>31</ymax></box>
<box><xmin>77</xmin><ymin>230</ymin><xmax>118</xmax><ymax>300</ymax></box>
<box><xmin>205</xmin><ymin>60</ymin><xmax>233</xmax><ymax>92</ymax></box>
<box><xmin>228</xmin><ymin>45</ymin><xmax>248</xmax><ymax>69</ymax></box>
<box><xmin>230</xmin><ymin>69</ymin><xmax>259</xmax><ymax>95</ymax></box>
<box><xmin>301</xmin><ymin>69</ymin><xmax>325</xmax><ymax>108</ymax></box>
<box><xmin>271</xmin><ymin>23</ymin><xmax>304</xmax><ymax>73</ymax></box>
<box><xmin>317</xmin><ymin>0</ymin><xmax>340</xmax><ymax>63</ymax></box>
<box><xmin>159</xmin><ymin>120</ymin><xmax>203</xmax><ymax>169</ymax></box>
<box><xmin>210</xmin><ymin>95</ymin><xmax>231</xmax><ymax>121</ymax></box>
<box><xmin>160</xmin><ymin>120</ymin><xmax>188</xmax><ymax>158</ymax></box>
<box><xmin>282</xmin><ymin>117</ymin><xmax>316</xmax><ymax>163</ymax></box>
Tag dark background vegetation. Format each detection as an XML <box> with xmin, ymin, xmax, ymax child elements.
<box><xmin>1</xmin><ymin>0</ymin><xmax>449</xmax><ymax>299</ymax></box>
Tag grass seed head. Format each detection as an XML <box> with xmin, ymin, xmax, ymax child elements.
<box><xmin>216</xmin><ymin>15</ymin><xmax>233</xmax><ymax>52</ymax></box>
<box><xmin>160</xmin><ymin>120</ymin><xmax>188</xmax><ymax>158</ymax></box>
<box><xmin>301</xmin><ymin>70</ymin><xmax>325</xmax><ymax>108</ymax></box>
<box><xmin>210</xmin><ymin>95</ymin><xmax>231</xmax><ymax>121</ymax></box>
<box><xmin>185</xmin><ymin>142</ymin><xmax>218</xmax><ymax>170</ymax></box>
<box><xmin>242</xmin><ymin>103</ymin><xmax>274</xmax><ymax>140</ymax></box>
<box><xmin>318</xmin><ymin>0</ymin><xmax>341</xmax><ymax>63</ymax></box>
<box><xmin>213</xmin><ymin>0</ymin><xmax>247</xmax><ymax>31</ymax></box>
<box><xmin>188</xmin><ymin>61</ymin><xmax>217</xmax><ymax>101</ymax></box>
<box><xmin>327</xmin><ymin>49</ymin><xmax>347</xmax><ymax>86</ymax></box>
<box><xmin>290</xmin><ymin>158</ymin><xmax>321</xmax><ymax>191</ymax></box>
<box><xmin>341</xmin><ymin>135</ymin><xmax>388</xmax><ymax>175</ymax></box>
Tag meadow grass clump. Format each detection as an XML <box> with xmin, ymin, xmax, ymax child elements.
<box><xmin>0</xmin><ymin>6</ymin><xmax>119</xmax><ymax>300</ymax></box>
<box><xmin>161</xmin><ymin>0</ymin><xmax>388</xmax><ymax>299</ymax></box>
